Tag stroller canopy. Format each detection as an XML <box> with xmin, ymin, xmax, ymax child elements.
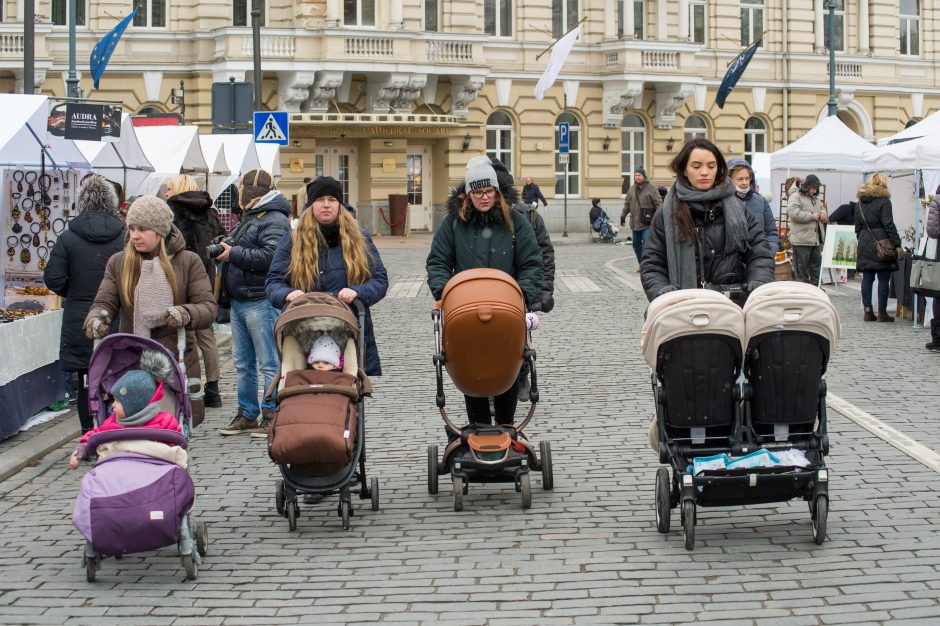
<box><xmin>742</xmin><ymin>282</ymin><xmax>841</xmax><ymax>349</ymax></box>
<box><xmin>273</xmin><ymin>292</ymin><xmax>361</xmax><ymax>358</ymax></box>
<box><xmin>640</xmin><ymin>289</ymin><xmax>746</xmax><ymax>369</ymax></box>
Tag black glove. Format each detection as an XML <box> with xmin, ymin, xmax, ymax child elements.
<box><xmin>656</xmin><ymin>285</ymin><xmax>678</xmax><ymax>298</ymax></box>
<box><xmin>746</xmin><ymin>280</ymin><xmax>764</xmax><ymax>294</ymax></box>
<box><xmin>540</xmin><ymin>292</ymin><xmax>555</xmax><ymax>314</ymax></box>
<box><xmin>620</xmin><ymin>219</ymin><xmax>626</xmax><ymax>227</ymax></box>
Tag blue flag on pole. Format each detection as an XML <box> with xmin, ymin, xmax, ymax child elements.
<box><xmin>715</xmin><ymin>40</ymin><xmax>761</xmax><ymax>109</ymax></box>
<box><xmin>89</xmin><ymin>6</ymin><xmax>139</xmax><ymax>90</ymax></box>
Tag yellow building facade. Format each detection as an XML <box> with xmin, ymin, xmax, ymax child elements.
<box><xmin>2</xmin><ymin>0</ymin><xmax>937</xmax><ymax>230</ymax></box>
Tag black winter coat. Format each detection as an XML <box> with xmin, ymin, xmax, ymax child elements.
<box><xmin>512</xmin><ymin>202</ymin><xmax>556</xmax><ymax>312</ymax></box>
<box><xmin>43</xmin><ymin>211</ymin><xmax>125</xmax><ymax>371</ymax></box>
<box><xmin>168</xmin><ymin>191</ymin><xmax>225</xmax><ymax>279</ymax></box>
<box><xmin>640</xmin><ymin>200</ymin><xmax>775</xmax><ymax>301</ymax></box>
<box><xmin>223</xmin><ymin>193</ymin><xmax>292</xmax><ymax>301</ymax></box>
<box><xmin>855</xmin><ymin>187</ymin><xmax>901</xmax><ymax>272</ymax></box>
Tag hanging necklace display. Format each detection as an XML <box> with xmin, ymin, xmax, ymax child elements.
<box><xmin>24</xmin><ymin>171</ymin><xmax>37</xmax><ymax>199</ymax></box>
<box><xmin>30</xmin><ymin>222</ymin><xmax>41</xmax><ymax>247</ymax></box>
<box><xmin>39</xmin><ymin>173</ymin><xmax>52</xmax><ymax>206</ymax></box>
<box><xmin>12</xmin><ymin>170</ymin><xmax>24</xmax><ymax>192</ymax></box>
<box><xmin>7</xmin><ymin>236</ymin><xmax>17</xmax><ymax>262</ymax></box>
<box><xmin>10</xmin><ymin>199</ymin><xmax>22</xmax><ymax>234</ymax></box>
<box><xmin>37</xmin><ymin>245</ymin><xmax>48</xmax><ymax>270</ymax></box>
<box><xmin>21</xmin><ymin>196</ymin><xmax>33</xmax><ymax>223</ymax></box>
<box><xmin>52</xmin><ymin>218</ymin><xmax>67</xmax><ymax>236</ymax></box>
<box><xmin>19</xmin><ymin>234</ymin><xmax>31</xmax><ymax>267</ymax></box>
<box><xmin>38</xmin><ymin>206</ymin><xmax>50</xmax><ymax>233</ymax></box>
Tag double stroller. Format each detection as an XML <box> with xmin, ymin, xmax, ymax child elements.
<box><xmin>72</xmin><ymin>331</ymin><xmax>207</xmax><ymax>581</ymax></box>
<box><xmin>265</xmin><ymin>292</ymin><xmax>378</xmax><ymax>531</ymax></box>
<box><xmin>429</xmin><ymin>269</ymin><xmax>553</xmax><ymax>511</ymax></box>
<box><xmin>641</xmin><ymin>282</ymin><xmax>840</xmax><ymax>549</ymax></box>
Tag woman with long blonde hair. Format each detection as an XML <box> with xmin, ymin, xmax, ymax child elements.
<box><xmin>266</xmin><ymin>176</ymin><xmax>388</xmax><ymax>376</ymax></box>
<box><xmin>855</xmin><ymin>171</ymin><xmax>902</xmax><ymax>322</ymax></box>
<box><xmin>85</xmin><ymin>195</ymin><xmax>216</xmax><ymax>425</ymax></box>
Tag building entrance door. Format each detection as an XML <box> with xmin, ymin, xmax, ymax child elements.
<box><xmin>407</xmin><ymin>146</ymin><xmax>432</xmax><ymax>231</ymax></box>
<box><xmin>313</xmin><ymin>147</ymin><xmax>358</xmax><ymax>208</ymax></box>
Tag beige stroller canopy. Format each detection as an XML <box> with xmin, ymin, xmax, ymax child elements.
<box><xmin>743</xmin><ymin>282</ymin><xmax>841</xmax><ymax>349</ymax></box>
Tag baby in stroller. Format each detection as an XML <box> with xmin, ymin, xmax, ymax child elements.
<box><xmin>589</xmin><ymin>198</ymin><xmax>618</xmax><ymax>241</ymax></box>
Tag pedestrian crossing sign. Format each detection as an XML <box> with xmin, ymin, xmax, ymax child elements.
<box><xmin>254</xmin><ymin>111</ymin><xmax>289</xmax><ymax>146</ymax></box>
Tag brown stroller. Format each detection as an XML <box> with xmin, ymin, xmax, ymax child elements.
<box><xmin>429</xmin><ymin>268</ymin><xmax>553</xmax><ymax>511</ymax></box>
<box><xmin>265</xmin><ymin>292</ymin><xmax>377</xmax><ymax>531</ymax></box>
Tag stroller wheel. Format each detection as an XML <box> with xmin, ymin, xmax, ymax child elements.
<box><xmin>452</xmin><ymin>475</ymin><xmax>464</xmax><ymax>512</ymax></box>
<box><xmin>275</xmin><ymin>480</ymin><xmax>285</xmax><ymax>516</ymax></box>
<box><xmin>287</xmin><ymin>501</ymin><xmax>298</xmax><ymax>531</ymax></box>
<box><xmin>195</xmin><ymin>521</ymin><xmax>209</xmax><ymax>558</ymax></box>
<box><xmin>812</xmin><ymin>495</ymin><xmax>828</xmax><ymax>545</ymax></box>
<box><xmin>182</xmin><ymin>553</ymin><xmax>198</xmax><ymax>580</ymax></box>
<box><xmin>340</xmin><ymin>501</ymin><xmax>351</xmax><ymax>530</ymax></box>
<box><xmin>539</xmin><ymin>441</ymin><xmax>554</xmax><ymax>491</ymax></box>
<box><xmin>370</xmin><ymin>477</ymin><xmax>380</xmax><ymax>512</ymax></box>
<box><xmin>519</xmin><ymin>472</ymin><xmax>532</xmax><ymax>510</ymax></box>
<box><xmin>681</xmin><ymin>500</ymin><xmax>696</xmax><ymax>550</ymax></box>
<box><xmin>85</xmin><ymin>558</ymin><xmax>96</xmax><ymax>583</ymax></box>
<box><xmin>655</xmin><ymin>467</ymin><xmax>671</xmax><ymax>533</ymax></box>
<box><xmin>427</xmin><ymin>446</ymin><xmax>439</xmax><ymax>495</ymax></box>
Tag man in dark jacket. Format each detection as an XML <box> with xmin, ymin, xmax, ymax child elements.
<box><xmin>216</xmin><ymin>169</ymin><xmax>291</xmax><ymax>436</ymax></box>
<box><xmin>621</xmin><ymin>167</ymin><xmax>662</xmax><ymax>268</ymax></box>
<box><xmin>522</xmin><ymin>177</ymin><xmax>548</xmax><ymax>208</ymax></box>
<box><xmin>829</xmin><ymin>200</ymin><xmax>857</xmax><ymax>225</ymax></box>
<box><xmin>44</xmin><ymin>175</ymin><xmax>125</xmax><ymax>433</ymax></box>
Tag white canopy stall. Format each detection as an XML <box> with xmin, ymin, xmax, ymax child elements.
<box><xmin>0</xmin><ymin>94</ymin><xmax>90</xmax><ymax>170</ymax></box>
<box><xmin>254</xmin><ymin>143</ymin><xmax>282</xmax><ymax>181</ymax></box>
<box><xmin>134</xmin><ymin>126</ymin><xmax>209</xmax><ymax>197</ymax></box>
<box><xmin>199</xmin><ymin>135</ymin><xmax>260</xmax><ymax>200</ymax></box>
<box><xmin>769</xmin><ymin>116</ymin><xmax>874</xmax><ymax>217</ymax></box>
<box><xmin>74</xmin><ymin>115</ymin><xmax>154</xmax><ymax>199</ymax></box>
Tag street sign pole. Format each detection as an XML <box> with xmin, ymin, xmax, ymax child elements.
<box><xmin>559</xmin><ymin>119</ymin><xmax>570</xmax><ymax>238</ymax></box>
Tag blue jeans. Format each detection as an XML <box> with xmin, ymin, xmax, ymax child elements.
<box><xmin>231</xmin><ymin>298</ymin><xmax>280</xmax><ymax>419</ymax></box>
<box><xmin>632</xmin><ymin>228</ymin><xmax>648</xmax><ymax>262</ymax></box>
<box><xmin>860</xmin><ymin>269</ymin><xmax>891</xmax><ymax>311</ymax></box>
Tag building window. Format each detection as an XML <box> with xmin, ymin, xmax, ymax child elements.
<box><xmin>407</xmin><ymin>155</ymin><xmax>423</xmax><ymax>205</ymax></box>
<box><xmin>900</xmin><ymin>0</ymin><xmax>920</xmax><ymax>56</ymax></box>
<box><xmin>234</xmin><ymin>0</ymin><xmax>266</xmax><ymax>27</ymax></box>
<box><xmin>823</xmin><ymin>0</ymin><xmax>845</xmax><ymax>53</ymax></box>
<box><xmin>617</xmin><ymin>0</ymin><xmax>644</xmax><ymax>39</ymax></box>
<box><xmin>740</xmin><ymin>0</ymin><xmax>763</xmax><ymax>47</ymax></box>
<box><xmin>424</xmin><ymin>0</ymin><xmax>438</xmax><ymax>31</ymax></box>
<box><xmin>554</xmin><ymin>112</ymin><xmax>580</xmax><ymax>196</ymax></box>
<box><xmin>684</xmin><ymin>114</ymin><xmax>708</xmax><ymax>142</ymax></box>
<box><xmin>552</xmin><ymin>0</ymin><xmax>578</xmax><ymax>38</ymax></box>
<box><xmin>344</xmin><ymin>0</ymin><xmax>375</xmax><ymax>26</ymax></box>
<box><xmin>743</xmin><ymin>117</ymin><xmax>767</xmax><ymax>162</ymax></box>
<box><xmin>133</xmin><ymin>0</ymin><xmax>166</xmax><ymax>27</ymax></box>
<box><xmin>621</xmin><ymin>114</ymin><xmax>646</xmax><ymax>184</ymax></box>
<box><xmin>486</xmin><ymin>111</ymin><xmax>513</xmax><ymax>173</ymax></box>
<box><xmin>484</xmin><ymin>0</ymin><xmax>511</xmax><ymax>36</ymax></box>
<box><xmin>690</xmin><ymin>0</ymin><xmax>706</xmax><ymax>44</ymax></box>
<box><xmin>52</xmin><ymin>0</ymin><xmax>86</xmax><ymax>25</ymax></box>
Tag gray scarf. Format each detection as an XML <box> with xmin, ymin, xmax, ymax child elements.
<box><xmin>133</xmin><ymin>256</ymin><xmax>175</xmax><ymax>336</ymax></box>
<box><xmin>116</xmin><ymin>401</ymin><xmax>160</xmax><ymax>427</ymax></box>
<box><xmin>661</xmin><ymin>178</ymin><xmax>752</xmax><ymax>290</ymax></box>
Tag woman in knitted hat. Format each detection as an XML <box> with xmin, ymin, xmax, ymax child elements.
<box><xmin>425</xmin><ymin>155</ymin><xmax>544</xmax><ymax>427</ymax></box>
<box><xmin>165</xmin><ymin>174</ymin><xmax>225</xmax><ymax>408</ymax></box>
<box><xmin>266</xmin><ymin>175</ymin><xmax>388</xmax><ymax>377</ymax></box>
<box><xmin>43</xmin><ymin>174</ymin><xmax>126</xmax><ymax>433</ymax></box>
<box><xmin>83</xmin><ymin>194</ymin><xmax>216</xmax><ymax>426</ymax></box>
<box><xmin>639</xmin><ymin>138</ymin><xmax>774</xmax><ymax>304</ymax></box>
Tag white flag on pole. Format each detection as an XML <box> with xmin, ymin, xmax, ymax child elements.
<box><xmin>535</xmin><ymin>25</ymin><xmax>582</xmax><ymax>101</ymax></box>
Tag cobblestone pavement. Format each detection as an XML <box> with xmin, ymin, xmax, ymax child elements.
<box><xmin>1</xmin><ymin>241</ymin><xmax>938</xmax><ymax>625</ymax></box>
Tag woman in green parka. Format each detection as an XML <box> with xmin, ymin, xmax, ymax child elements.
<box><xmin>426</xmin><ymin>155</ymin><xmax>544</xmax><ymax>426</ymax></box>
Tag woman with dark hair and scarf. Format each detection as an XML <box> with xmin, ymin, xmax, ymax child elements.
<box><xmin>639</xmin><ymin>138</ymin><xmax>774</xmax><ymax>304</ymax></box>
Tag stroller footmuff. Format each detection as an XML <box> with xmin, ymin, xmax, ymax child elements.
<box><xmin>430</xmin><ymin>269</ymin><xmax>553</xmax><ymax>511</ymax></box>
<box><xmin>641</xmin><ymin>285</ymin><xmax>840</xmax><ymax>550</ymax></box>
<box><xmin>73</xmin><ymin>333</ymin><xmax>207</xmax><ymax>582</ymax></box>
<box><xmin>266</xmin><ymin>292</ymin><xmax>378</xmax><ymax>531</ymax></box>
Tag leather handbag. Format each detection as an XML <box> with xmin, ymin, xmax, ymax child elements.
<box><xmin>859</xmin><ymin>203</ymin><xmax>898</xmax><ymax>262</ymax></box>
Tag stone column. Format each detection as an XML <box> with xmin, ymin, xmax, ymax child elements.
<box><xmin>814</xmin><ymin>0</ymin><xmax>825</xmax><ymax>52</ymax></box>
<box><xmin>858</xmin><ymin>0</ymin><xmax>870</xmax><ymax>54</ymax></box>
<box><xmin>605</xmin><ymin>0</ymin><xmax>616</xmax><ymax>39</ymax></box>
<box><xmin>389</xmin><ymin>0</ymin><xmax>403</xmax><ymax>29</ymax></box>
<box><xmin>678</xmin><ymin>0</ymin><xmax>689</xmax><ymax>40</ymax></box>
<box><xmin>657</xmin><ymin>0</ymin><xmax>667</xmax><ymax>40</ymax></box>
<box><xmin>624</xmin><ymin>0</ymin><xmax>635</xmax><ymax>38</ymax></box>
<box><xmin>326</xmin><ymin>0</ymin><xmax>340</xmax><ymax>25</ymax></box>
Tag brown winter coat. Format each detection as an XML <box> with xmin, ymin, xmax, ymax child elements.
<box><xmin>86</xmin><ymin>226</ymin><xmax>216</xmax><ymax>424</ymax></box>
<box><xmin>621</xmin><ymin>181</ymin><xmax>662</xmax><ymax>231</ymax></box>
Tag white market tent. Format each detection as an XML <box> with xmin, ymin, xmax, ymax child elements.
<box><xmin>254</xmin><ymin>143</ymin><xmax>282</xmax><ymax>180</ymax></box>
<box><xmin>199</xmin><ymin>135</ymin><xmax>260</xmax><ymax>200</ymax></box>
<box><xmin>74</xmin><ymin>115</ymin><xmax>154</xmax><ymax>198</ymax></box>
<box><xmin>876</xmin><ymin>109</ymin><xmax>940</xmax><ymax>146</ymax></box>
<box><xmin>769</xmin><ymin>116</ymin><xmax>874</xmax><ymax>217</ymax></box>
<box><xmin>135</xmin><ymin>126</ymin><xmax>209</xmax><ymax>197</ymax></box>
<box><xmin>0</xmin><ymin>94</ymin><xmax>90</xmax><ymax>169</ymax></box>
<box><xmin>197</xmin><ymin>135</ymin><xmax>231</xmax><ymax>192</ymax></box>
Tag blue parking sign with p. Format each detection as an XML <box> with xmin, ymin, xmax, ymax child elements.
<box><xmin>558</xmin><ymin>122</ymin><xmax>570</xmax><ymax>154</ymax></box>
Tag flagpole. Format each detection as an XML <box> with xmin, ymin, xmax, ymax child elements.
<box><xmin>535</xmin><ymin>17</ymin><xmax>587</xmax><ymax>62</ymax></box>
<box><xmin>66</xmin><ymin>0</ymin><xmax>79</xmax><ymax>98</ymax></box>
<box><xmin>252</xmin><ymin>0</ymin><xmax>262</xmax><ymax>112</ymax></box>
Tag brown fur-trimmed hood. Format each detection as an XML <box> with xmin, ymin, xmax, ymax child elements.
<box><xmin>857</xmin><ymin>182</ymin><xmax>891</xmax><ymax>199</ymax></box>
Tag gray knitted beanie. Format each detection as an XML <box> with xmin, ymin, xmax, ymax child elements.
<box><xmin>126</xmin><ymin>195</ymin><xmax>174</xmax><ymax>238</ymax></box>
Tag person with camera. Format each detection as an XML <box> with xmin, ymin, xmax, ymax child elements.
<box><xmin>639</xmin><ymin>138</ymin><xmax>774</xmax><ymax>305</ymax></box>
<box><xmin>165</xmin><ymin>174</ymin><xmax>226</xmax><ymax>408</ymax></box>
<box><xmin>214</xmin><ymin>169</ymin><xmax>291</xmax><ymax>436</ymax></box>
<box><xmin>621</xmin><ymin>167</ymin><xmax>662</xmax><ymax>271</ymax></box>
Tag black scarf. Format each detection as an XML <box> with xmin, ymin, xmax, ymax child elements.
<box><xmin>321</xmin><ymin>222</ymin><xmax>341</xmax><ymax>247</ymax></box>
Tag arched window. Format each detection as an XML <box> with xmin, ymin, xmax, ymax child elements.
<box><xmin>554</xmin><ymin>112</ymin><xmax>580</xmax><ymax>196</ymax></box>
<box><xmin>905</xmin><ymin>118</ymin><xmax>921</xmax><ymax>129</ymax></box>
<box><xmin>486</xmin><ymin>111</ymin><xmax>514</xmax><ymax>173</ymax></box>
<box><xmin>683</xmin><ymin>114</ymin><xmax>708</xmax><ymax>142</ymax></box>
<box><xmin>137</xmin><ymin>105</ymin><xmax>165</xmax><ymax>115</ymax></box>
<box><xmin>743</xmin><ymin>116</ymin><xmax>767</xmax><ymax>162</ymax></box>
<box><xmin>621</xmin><ymin>114</ymin><xmax>646</xmax><ymax>189</ymax></box>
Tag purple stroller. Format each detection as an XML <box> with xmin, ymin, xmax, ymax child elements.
<box><xmin>72</xmin><ymin>331</ymin><xmax>207</xmax><ymax>582</ymax></box>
